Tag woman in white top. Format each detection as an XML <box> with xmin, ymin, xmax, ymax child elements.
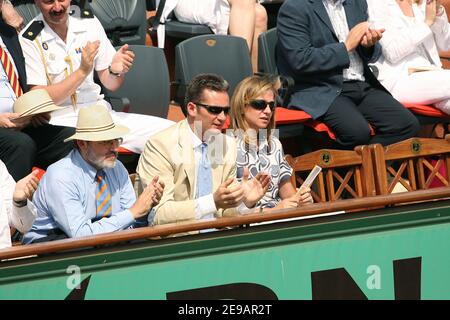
<box><xmin>367</xmin><ymin>0</ymin><xmax>450</xmax><ymax>113</ymax></box>
<box><xmin>173</xmin><ymin>0</ymin><xmax>267</xmax><ymax>72</ymax></box>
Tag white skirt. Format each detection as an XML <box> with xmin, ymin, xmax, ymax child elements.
<box><xmin>49</xmin><ymin>100</ymin><xmax>175</xmax><ymax>154</ymax></box>
<box><xmin>174</xmin><ymin>0</ymin><xmax>231</xmax><ymax>35</ymax></box>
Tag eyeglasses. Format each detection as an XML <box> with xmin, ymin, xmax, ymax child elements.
<box><xmin>248</xmin><ymin>100</ymin><xmax>276</xmax><ymax>111</ymax></box>
<box><xmin>97</xmin><ymin>138</ymin><xmax>123</xmax><ymax>147</ymax></box>
<box><xmin>195</xmin><ymin>102</ymin><xmax>230</xmax><ymax>115</ymax></box>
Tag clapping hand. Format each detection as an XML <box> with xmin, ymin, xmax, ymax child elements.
<box><xmin>150</xmin><ymin>176</ymin><xmax>165</xmax><ymax>207</ymax></box>
<box><xmin>80</xmin><ymin>40</ymin><xmax>100</xmax><ymax>75</ymax></box>
<box><xmin>213</xmin><ymin>178</ymin><xmax>245</xmax><ymax>209</ymax></box>
<box><xmin>241</xmin><ymin>167</ymin><xmax>271</xmax><ymax>208</ymax></box>
<box><xmin>345</xmin><ymin>22</ymin><xmax>370</xmax><ymax>52</ymax></box>
<box><xmin>13</xmin><ymin>170</ymin><xmax>40</xmax><ymax>203</ymax></box>
<box><xmin>130</xmin><ymin>175</ymin><xmax>164</xmax><ymax>219</ymax></box>
<box><xmin>360</xmin><ymin>28</ymin><xmax>385</xmax><ymax>48</ymax></box>
<box><xmin>425</xmin><ymin>0</ymin><xmax>439</xmax><ymax>26</ymax></box>
<box><xmin>110</xmin><ymin>44</ymin><xmax>135</xmax><ymax>75</ymax></box>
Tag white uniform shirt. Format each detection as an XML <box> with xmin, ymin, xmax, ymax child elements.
<box><xmin>0</xmin><ymin>161</ymin><xmax>37</xmax><ymax>250</ymax></box>
<box><xmin>19</xmin><ymin>13</ymin><xmax>116</xmax><ymax>108</ymax></box>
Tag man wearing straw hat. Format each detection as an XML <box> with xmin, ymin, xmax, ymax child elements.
<box><xmin>0</xmin><ymin>0</ymin><xmax>74</xmax><ymax>181</ymax></box>
<box><xmin>19</xmin><ymin>0</ymin><xmax>174</xmax><ymax>154</ymax></box>
<box><xmin>23</xmin><ymin>104</ymin><xmax>164</xmax><ymax>244</ymax></box>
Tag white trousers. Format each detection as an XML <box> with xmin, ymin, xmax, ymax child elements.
<box><xmin>49</xmin><ymin>100</ymin><xmax>175</xmax><ymax>154</ymax></box>
<box><xmin>174</xmin><ymin>0</ymin><xmax>230</xmax><ymax>35</ymax></box>
<box><xmin>391</xmin><ymin>69</ymin><xmax>450</xmax><ymax>115</ymax></box>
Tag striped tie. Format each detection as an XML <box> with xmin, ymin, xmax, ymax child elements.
<box><xmin>95</xmin><ymin>170</ymin><xmax>112</xmax><ymax>220</ymax></box>
<box><xmin>0</xmin><ymin>46</ymin><xmax>23</xmax><ymax>98</ymax></box>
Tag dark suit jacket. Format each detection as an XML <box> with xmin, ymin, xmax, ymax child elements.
<box><xmin>0</xmin><ymin>19</ymin><xmax>28</xmax><ymax>93</ymax></box>
<box><xmin>276</xmin><ymin>0</ymin><xmax>384</xmax><ymax>119</ymax></box>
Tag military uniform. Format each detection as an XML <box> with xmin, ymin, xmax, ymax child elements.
<box><xmin>19</xmin><ymin>13</ymin><xmax>173</xmax><ymax>153</ymax></box>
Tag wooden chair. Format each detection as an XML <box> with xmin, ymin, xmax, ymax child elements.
<box><xmin>286</xmin><ymin>145</ymin><xmax>376</xmax><ymax>203</ymax></box>
<box><xmin>371</xmin><ymin>136</ymin><xmax>450</xmax><ymax>195</ymax></box>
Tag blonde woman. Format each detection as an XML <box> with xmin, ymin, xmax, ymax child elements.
<box><xmin>230</xmin><ymin>75</ymin><xmax>312</xmax><ymax>211</ymax></box>
<box><xmin>368</xmin><ymin>0</ymin><xmax>450</xmax><ymax>113</ymax></box>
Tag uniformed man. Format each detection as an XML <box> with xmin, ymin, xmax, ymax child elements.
<box><xmin>0</xmin><ymin>0</ymin><xmax>74</xmax><ymax>181</ymax></box>
<box><xmin>19</xmin><ymin>0</ymin><xmax>174</xmax><ymax>154</ymax></box>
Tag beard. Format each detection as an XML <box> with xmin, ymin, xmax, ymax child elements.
<box><xmin>86</xmin><ymin>148</ymin><xmax>118</xmax><ymax>169</ymax></box>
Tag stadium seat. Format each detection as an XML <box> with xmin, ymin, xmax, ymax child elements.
<box><xmin>11</xmin><ymin>0</ymin><xmax>39</xmax><ymax>25</ymax></box>
<box><xmin>89</xmin><ymin>0</ymin><xmax>147</xmax><ymax>46</ymax></box>
<box><xmin>103</xmin><ymin>44</ymin><xmax>171</xmax><ymax>170</ymax></box>
<box><xmin>174</xmin><ymin>34</ymin><xmax>253</xmax><ymax>105</ymax></box>
<box><xmin>150</xmin><ymin>0</ymin><xmax>213</xmax><ymax>46</ymax></box>
<box><xmin>103</xmin><ymin>45</ymin><xmax>171</xmax><ymax>119</ymax></box>
<box><xmin>257</xmin><ymin>27</ymin><xmax>278</xmax><ymax>75</ymax></box>
<box><xmin>370</xmin><ymin>136</ymin><xmax>450</xmax><ymax>195</ymax></box>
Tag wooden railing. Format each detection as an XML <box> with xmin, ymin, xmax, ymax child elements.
<box><xmin>1</xmin><ymin>187</ymin><xmax>450</xmax><ymax>261</ymax></box>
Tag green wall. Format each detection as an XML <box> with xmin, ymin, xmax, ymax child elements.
<box><xmin>1</xmin><ymin>201</ymin><xmax>449</xmax><ymax>299</ymax></box>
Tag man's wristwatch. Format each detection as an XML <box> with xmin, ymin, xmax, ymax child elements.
<box><xmin>13</xmin><ymin>199</ymin><xmax>27</xmax><ymax>208</ymax></box>
<box><xmin>108</xmin><ymin>65</ymin><xmax>122</xmax><ymax>77</ymax></box>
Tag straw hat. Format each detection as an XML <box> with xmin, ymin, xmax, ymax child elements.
<box><xmin>64</xmin><ymin>104</ymin><xmax>130</xmax><ymax>142</ymax></box>
<box><xmin>13</xmin><ymin>89</ymin><xmax>64</xmax><ymax>118</ymax></box>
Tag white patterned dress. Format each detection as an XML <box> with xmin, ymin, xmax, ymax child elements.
<box><xmin>236</xmin><ymin>135</ymin><xmax>292</xmax><ymax>208</ymax></box>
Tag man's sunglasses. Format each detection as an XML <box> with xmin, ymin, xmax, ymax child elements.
<box><xmin>248</xmin><ymin>100</ymin><xmax>276</xmax><ymax>111</ymax></box>
<box><xmin>195</xmin><ymin>103</ymin><xmax>230</xmax><ymax>115</ymax></box>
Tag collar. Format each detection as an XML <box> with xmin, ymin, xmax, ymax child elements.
<box><xmin>189</xmin><ymin>124</ymin><xmax>203</xmax><ymax>150</ymax></box>
<box><xmin>0</xmin><ymin>37</ymin><xmax>6</xmax><ymax>49</ymax></box>
<box><xmin>71</xmin><ymin>149</ymin><xmax>99</xmax><ymax>183</ymax></box>
<box><xmin>37</xmin><ymin>14</ymin><xmax>87</xmax><ymax>43</ymax></box>
<box><xmin>324</xmin><ymin>0</ymin><xmax>345</xmax><ymax>5</ymax></box>
<box><xmin>245</xmin><ymin>134</ymin><xmax>271</xmax><ymax>152</ymax></box>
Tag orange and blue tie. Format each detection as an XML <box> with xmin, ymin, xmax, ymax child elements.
<box><xmin>95</xmin><ymin>170</ymin><xmax>112</xmax><ymax>220</ymax></box>
<box><xmin>0</xmin><ymin>46</ymin><xmax>23</xmax><ymax>98</ymax></box>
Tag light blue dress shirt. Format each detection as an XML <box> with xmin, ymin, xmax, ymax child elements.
<box><xmin>23</xmin><ymin>149</ymin><xmax>137</xmax><ymax>244</ymax></box>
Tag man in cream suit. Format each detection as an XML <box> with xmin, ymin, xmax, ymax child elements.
<box><xmin>137</xmin><ymin>74</ymin><xmax>270</xmax><ymax>228</ymax></box>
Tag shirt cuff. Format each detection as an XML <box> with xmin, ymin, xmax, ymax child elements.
<box><xmin>236</xmin><ymin>202</ymin><xmax>256</xmax><ymax>215</ymax></box>
<box><xmin>408</xmin><ymin>19</ymin><xmax>433</xmax><ymax>43</ymax></box>
<box><xmin>195</xmin><ymin>194</ymin><xmax>217</xmax><ymax>219</ymax></box>
<box><xmin>431</xmin><ymin>11</ymin><xmax>449</xmax><ymax>34</ymax></box>
<box><xmin>12</xmin><ymin>201</ymin><xmax>38</xmax><ymax>233</ymax></box>
<box><xmin>116</xmin><ymin>209</ymin><xmax>136</xmax><ymax>228</ymax></box>
<box><xmin>147</xmin><ymin>208</ymin><xmax>157</xmax><ymax>226</ymax></box>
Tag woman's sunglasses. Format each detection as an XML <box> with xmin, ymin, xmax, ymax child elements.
<box><xmin>195</xmin><ymin>103</ymin><xmax>230</xmax><ymax>115</ymax></box>
<box><xmin>248</xmin><ymin>100</ymin><xmax>276</xmax><ymax>111</ymax></box>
